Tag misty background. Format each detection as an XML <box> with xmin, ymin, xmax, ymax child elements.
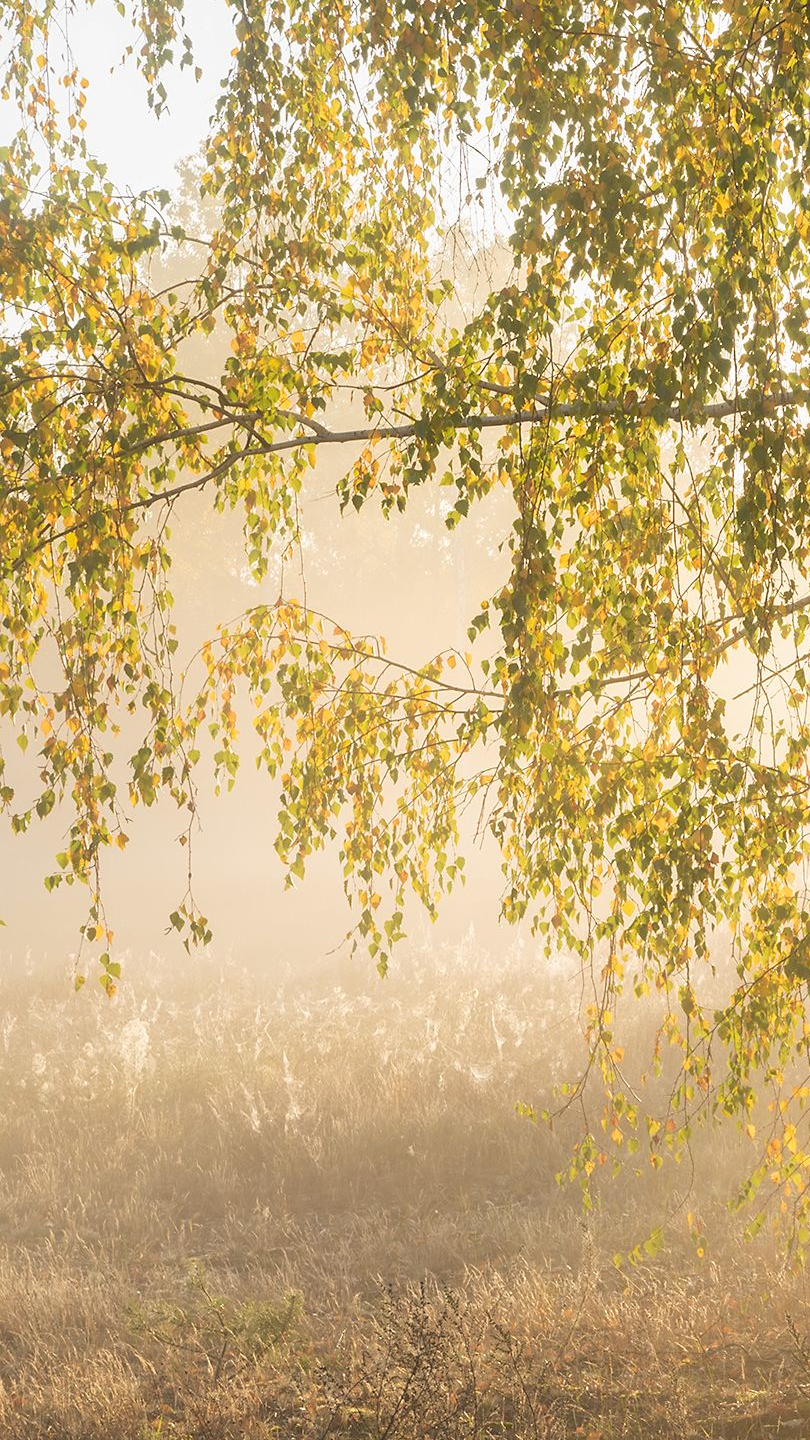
<box><xmin>1</xmin><ymin>3</ymin><xmax>523</xmax><ymax>971</ymax></box>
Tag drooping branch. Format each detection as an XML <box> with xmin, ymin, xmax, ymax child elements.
<box><xmin>8</xmin><ymin>386</ymin><xmax>810</xmax><ymax>576</ymax></box>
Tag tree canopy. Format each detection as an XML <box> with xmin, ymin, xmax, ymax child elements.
<box><xmin>5</xmin><ymin>0</ymin><xmax>810</xmax><ymax>1238</ymax></box>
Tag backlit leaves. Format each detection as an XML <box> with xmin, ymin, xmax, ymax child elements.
<box><xmin>5</xmin><ymin>0</ymin><xmax>810</xmax><ymax>1239</ymax></box>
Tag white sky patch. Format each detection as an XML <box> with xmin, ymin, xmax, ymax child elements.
<box><xmin>71</xmin><ymin>2</ymin><xmax>234</xmax><ymax>190</ymax></box>
<box><xmin>0</xmin><ymin>1</ymin><xmax>235</xmax><ymax>194</ymax></box>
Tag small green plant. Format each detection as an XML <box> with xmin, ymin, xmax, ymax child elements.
<box><xmin>126</xmin><ymin>1263</ymin><xmax>301</xmax><ymax>1384</ymax></box>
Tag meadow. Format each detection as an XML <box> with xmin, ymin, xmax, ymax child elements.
<box><xmin>0</xmin><ymin>937</ymin><xmax>808</xmax><ymax>1438</ymax></box>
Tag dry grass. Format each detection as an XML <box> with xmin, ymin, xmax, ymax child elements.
<box><xmin>1</xmin><ymin>938</ymin><xmax>809</xmax><ymax>1438</ymax></box>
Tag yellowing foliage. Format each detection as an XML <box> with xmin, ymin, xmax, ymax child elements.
<box><xmin>4</xmin><ymin>0</ymin><xmax>810</xmax><ymax>1234</ymax></box>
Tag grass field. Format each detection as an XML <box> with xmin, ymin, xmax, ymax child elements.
<box><xmin>1</xmin><ymin>938</ymin><xmax>808</xmax><ymax>1438</ymax></box>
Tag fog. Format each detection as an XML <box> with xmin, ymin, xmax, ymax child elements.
<box><xmin>2</xmin><ymin>10</ymin><xmax>807</xmax><ymax>1436</ymax></box>
<box><xmin>3</xmin><ymin>453</ymin><xmax>515</xmax><ymax>967</ymax></box>
<box><xmin>2</xmin><ymin>23</ymin><xmax>521</xmax><ymax>968</ymax></box>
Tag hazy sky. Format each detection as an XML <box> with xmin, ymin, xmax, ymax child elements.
<box><xmin>78</xmin><ymin>4</ymin><xmax>236</xmax><ymax>189</ymax></box>
<box><xmin>1</xmin><ymin>2</ymin><xmax>234</xmax><ymax>192</ymax></box>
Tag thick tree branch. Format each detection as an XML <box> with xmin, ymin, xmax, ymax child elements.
<box><xmin>8</xmin><ymin>387</ymin><xmax>810</xmax><ymax>576</ymax></box>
